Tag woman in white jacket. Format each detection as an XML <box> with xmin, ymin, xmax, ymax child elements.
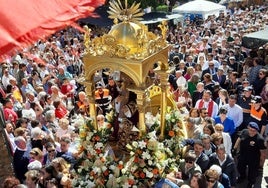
<box><xmin>214</xmin><ymin>123</ymin><xmax>232</xmax><ymax>156</ymax></box>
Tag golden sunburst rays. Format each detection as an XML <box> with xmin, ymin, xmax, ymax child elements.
<box><xmin>108</xmin><ymin>0</ymin><xmax>144</xmax><ymax>23</ymax></box>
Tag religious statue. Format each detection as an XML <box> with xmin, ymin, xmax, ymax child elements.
<box><xmin>83</xmin><ymin>25</ymin><xmax>91</xmax><ymax>50</ymax></box>
<box><xmin>158</xmin><ymin>20</ymin><xmax>168</xmax><ymax>39</ymax></box>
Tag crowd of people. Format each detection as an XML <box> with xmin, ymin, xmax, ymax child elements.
<box><xmin>0</xmin><ymin>3</ymin><xmax>268</xmax><ymax>188</ymax></box>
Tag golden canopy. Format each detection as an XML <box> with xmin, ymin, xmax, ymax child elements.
<box><xmin>82</xmin><ymin>0</ymin><xmax>186</xmax><ymax>138</ymax></box>
<box><xmin>108</xmin><ymin>22</ymin><xmax>141</xmax><ymax>54</ymax></box>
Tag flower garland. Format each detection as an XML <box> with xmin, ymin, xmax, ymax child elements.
<box><xmin>73</xmin><ymin>109</ymin><xmax>186</xmax><ymax>187</ymax></box>
<box><xmin>72</xmin><ymin>111</ymin><xmax>119</xmax><ymax>188</ymax></box>
<box><xmin>163</xmin><ymin>108</ymin><xmax>186</xmax><ymax>154</ymax></box>
<box><xmin>119</xmin><ymin>131</ymin><xmax>176</xmax><ymax>187</ymax></box>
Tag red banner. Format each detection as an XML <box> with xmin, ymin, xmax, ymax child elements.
<box><xmin>0</xmin><ymin>0</ymin><xmax>105</xmax><ymax>60</ymax></box>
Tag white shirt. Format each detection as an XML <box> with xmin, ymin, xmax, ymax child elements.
<box><xmin>202</xmin><ymin>60</ymin><xmax>221</xmax><ymax>70</ymax></box>
<box><xmin>223</xmin><ymin>104</ymin><xmax>243</xmax><ymax>128</ymax></box>
<box><xmin>222</xmin><ymin>132</ymin><xmax>232</xmax><ymax>156</ymax></box>
<box><xmin>176</xmin><ymin>76</ymin><xmax>187</xmax><ymax>89</ymax></box>
<box><xmin>2</xmin><ymin>74</ymin><xmax>16</xmax><ymax>89</ymax></box>
<box><xmin>217</xmin><ymin>154</ymin><xmax>227</xmax><ymax>166</ymax></box>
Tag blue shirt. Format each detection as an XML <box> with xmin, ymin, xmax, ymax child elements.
<box><xmin>214</xmin><ymin>116</ymin><xmax>235</xmax><ymax>135</ymax></box>
<box><xmin>154</xmin><ymin>179</ymin><xmax>179</xmax><ymax>188</ymax></box>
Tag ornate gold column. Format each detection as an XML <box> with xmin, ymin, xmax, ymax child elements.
<box><xmin>83</xmin><ymin>81</ymin><xmax>98</xmax><ymax>130</ymax></box>
<box><xmin>155</xmin><ymin>70</ymin><xmax>170</xmax><ymax>139</ymax></box>
<box><xmin>135</xmin><ymin>90</ymin><xmax>147</xmax><ymax>136</ymax></box>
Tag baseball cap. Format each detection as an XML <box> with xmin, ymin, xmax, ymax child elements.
<box><xmin>248</xmin><ymin>122</ymin><xmax>259</xmax><ymax>131</ymax></box>
<box><xmin>252</xmin><ymin>96</ymin><xmax>262</xmax><ymax>103</ymax></box>
<box><xmin>174</xmin><ymin>44</ymin><xmax>180</xmax><ymax>49</ymax></box>
<box><xmin>95</xmin><ymin>82</ymin><xmax>103</xmax><ymax>89</ymax></box>
<box><xmin>242</xmin><ymin>79</ymin><xmax>249</xmax><ymax>84</ymax></box>
<box><xmin>243</xmin><ymin>86</ymin><xmax>253</xmax><ymax>91</ymax></box>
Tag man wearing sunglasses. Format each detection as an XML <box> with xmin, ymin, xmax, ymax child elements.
<box><xmin>43</xmin><ymin>142</ymin><xmax>59</xmax><ymax>166</ymax></box>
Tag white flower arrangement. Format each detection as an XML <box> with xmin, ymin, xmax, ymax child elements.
<box><xmin>73</xmin><ymin>109</ymin><xmax>184</xmax><ymax>187</ymax></box>
<box><xmin>120</xmin><ymin>132</ymin><xmax>176</xmax><ymax>187</ymax></box>
<box><xmin>72</xmin><ymin>117</ymin><xmax>120</xmax><ymax>188</ymax></box>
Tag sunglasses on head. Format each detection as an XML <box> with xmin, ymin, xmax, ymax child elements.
<box><xmin>30</xmin><ymin>151</ymin><xmax>38</xmax><ymax>155</ymax></box>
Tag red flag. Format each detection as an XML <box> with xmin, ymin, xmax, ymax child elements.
<box><xmin>0</xmin><ymin>0</ymin><xmax>105</xmax><ymax>60</ymax></box>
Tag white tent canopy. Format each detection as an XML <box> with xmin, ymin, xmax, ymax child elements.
<box><xmin>172</xmin><ymin>0</ymin><xmax>226</xmax><ymax>19</ymax></box>
<box><xmin>140</xmin><ymin>13</ymin><xmax>183</xmax><ymax>25</ymax></box>
<box><xmin>242</xmin><ymin>27</ymin><xmax>268</xmax><ymax>49</ymax></box>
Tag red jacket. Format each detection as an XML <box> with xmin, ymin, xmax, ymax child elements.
<box><xmin>55</xmin><ymin>106</ymin><xmax>68</xmax><ymax>119</ymax></box>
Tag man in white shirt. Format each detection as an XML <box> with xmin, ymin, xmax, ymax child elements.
<box><xmin>2</xmin><ymin>67</ymin><xmax>16</xmax><ymax>90</ymax></box>
<box><xmin>222</xmin><ymin>95</ymin><xmax>243</xmax><ymax>129</ymax></box>
<box><xmin>202</xmin><ymin>53</ymin><xmax>220</xmax><ymax>70</ymax></box>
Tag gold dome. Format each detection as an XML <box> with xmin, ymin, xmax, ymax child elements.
<box><xmin>108</xmin><ymin>22</ymin><xmax>141</xmax><ymax>54</ymax></box>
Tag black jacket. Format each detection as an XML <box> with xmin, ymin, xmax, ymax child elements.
<box><xmin>13</xmin><ymin>149</ymin><xmax>29</xmax><ymax>183</ymax></box>
<box><xmin>209</xmin><ymin>153</ymin><xmax>237</xmax><ymax>186</ymax></box>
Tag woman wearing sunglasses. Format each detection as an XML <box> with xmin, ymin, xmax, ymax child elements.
<box><xmin>204</xmin><ymin>168</ymin><xmax>224</xmax><ymax>188</ymax></box>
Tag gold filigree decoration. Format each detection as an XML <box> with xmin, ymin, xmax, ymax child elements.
<box><xmin>102</xmin><ymin>34</ymin><xmax>117</xmax><ymax>46</ymax></box>
<box><xmin>108</xmin><ymin>0</ymin><xmax>144</xmax><ymax>23</ymax></box>
<box><xmin>84</xmin><ymin>0</ymin><xmax>168</xmax><ymax>60</ymax></box>
<box><xmin>158</xmin><ymin>20</ymin><xmax>168</xmax><ymax>39</ymax></box>
<box><xmin>115</xmin><ymin>44</ymin><xmax>130</xmax><ymax>57</ymax></box>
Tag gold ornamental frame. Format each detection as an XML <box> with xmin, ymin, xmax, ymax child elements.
<box><xmin>82</xmin><ymin>0</ymin><xmax>178</xmax><ymax>137</ymax></box>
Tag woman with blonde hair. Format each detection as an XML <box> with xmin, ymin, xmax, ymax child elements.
<box><xmin>28</xmin><ymin>147</ymin><xmax>43</xmax><ymax>171</ymax></box>
<box><xmin>25</xmin><ymin>170</ymin><xmax>40</xmax><ymax>188</ymax></box>
<box><xmin>50</xmin><ymin>85</ymin><xmax>67</xmax><ymax>104</ymax></box>
<box><xmin>51</xmin><ymin>157</ymin><xmax>72</xmax><ymax>188</ymax></box>
<box><xmin>51</xmin><ymin>157</ymin><xmax>70</xmax><ymax>174</ymax></box>
<box><xmin>55</xmin><ymin>118</ymin><xmax>74</xmax><ymax>142</ymax></box>
<box><xmin>184</xmin><ymin>66</ymin><xmax>195</xmax><ymax>81</ymax></box>
<box><xmin>204</xmin><ymin>169</ymin><xmax>224</xmax><ymax>188</ymax></box>
<box><xmin>214</xmin><ymin>123</ymin><xmax>232</xmax><ymax>156</ymax></box>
